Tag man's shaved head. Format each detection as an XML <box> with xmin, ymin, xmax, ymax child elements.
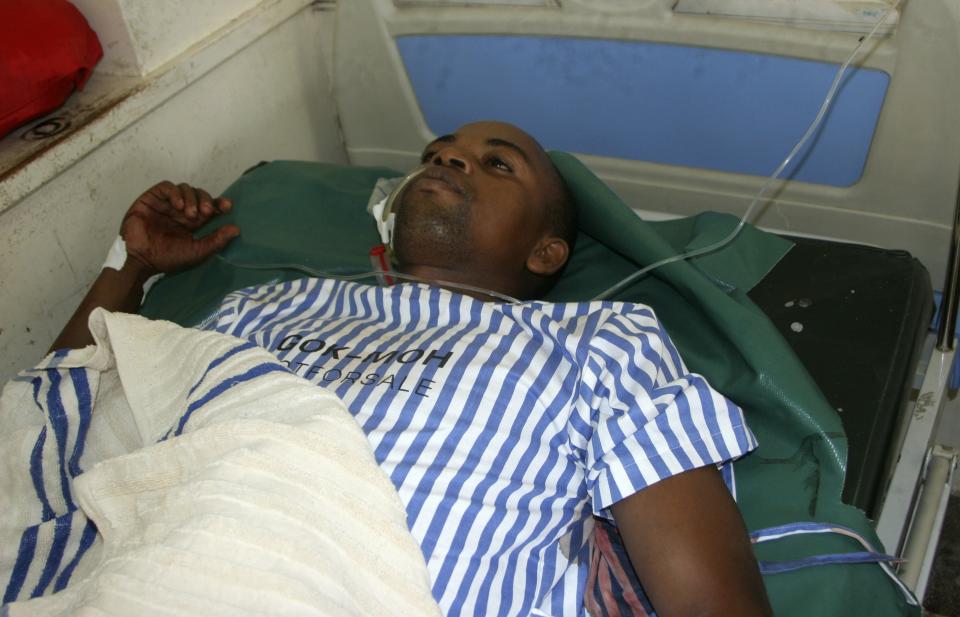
<box><xmin>392</xmin><ymin>121</ymin><xmax>577</xmax><ymax>300</ymax></box>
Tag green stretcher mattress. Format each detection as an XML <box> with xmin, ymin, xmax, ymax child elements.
<box><xmin>140</xmin><ymin>157</ymin><xmax>925</xmax><ymax>616</ymax></box>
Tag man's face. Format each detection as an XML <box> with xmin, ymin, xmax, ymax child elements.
<box><xmin>392</xmin><ymin>121</ymin><xmax>558</xmax><ymax>291</ymax></box>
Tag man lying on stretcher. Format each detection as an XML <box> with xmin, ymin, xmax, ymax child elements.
<box><xmin>52</xmin><ymin>121</ymin><xmax>773</xmax><ymax>617</ymax></box>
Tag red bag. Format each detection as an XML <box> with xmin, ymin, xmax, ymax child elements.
<box><xmin>0</xmin><ymin>0</ymin><xmax>103</xmax><ymax>138</ymax></box>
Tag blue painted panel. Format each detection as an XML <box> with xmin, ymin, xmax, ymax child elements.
<box><xmin>396</xmin><ymin>35</ymin><xmax>890</xmax><ymax>187</ymax></box>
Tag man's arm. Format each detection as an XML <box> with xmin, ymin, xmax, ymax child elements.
<box><xmin>49</xmin><ymin>181</ymin><xmax>239</xmax><ymax>352</ymax></box>
<box><xmin>611</xmin><ymin>465</ymin><xmax>773</xmax><ymax>617</ymax></box>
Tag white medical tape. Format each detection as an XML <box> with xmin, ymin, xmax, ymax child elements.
<box><xmin>101</xmin><ymin>235</ymin><xmax>164</xmax><ymax>301</ymax></box>
<box><xmin>101</xmin><ymin>235</ymin><xmax>128</xmax><ymax>271</ymax></box>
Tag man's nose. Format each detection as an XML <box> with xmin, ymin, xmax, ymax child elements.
<box><xmin>430</xmin><ymin>147</ymin><xmax>471</xmax><ymax>172</ymax></box>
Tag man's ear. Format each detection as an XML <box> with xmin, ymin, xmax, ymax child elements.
<box><xmin>526</xmin><ymin>236</ymin><xmax>570</xmax><ymax>277</ymax></box>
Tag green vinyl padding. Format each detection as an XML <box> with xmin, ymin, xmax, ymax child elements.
<box><xmin>140</xmin><ymin>158</ymin><xmax>918</xmax><ymax>616</ymax></box>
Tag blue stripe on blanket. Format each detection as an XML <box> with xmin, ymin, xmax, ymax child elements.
<box><xmin>53</xmin><ymin>519</ymin><xmax>97</xmax><ymax>592</ymax></box>
<box><xmin>187</xmin><ymin>341</ymin><xmax>258</xmax><ymax>398</ymax></box>
<box><xmin>174</xmin><ymin>362</ymin><xmax>288</xmax><ymax>436</ymax></box>
<box><xmin>3</xmin><ymin>526</ymin><xmax>38</xmax><ymax>603</ymax></box>
<box><xmin>67</xmin><ymin>368</ymin><xmax>92</xmax><ymax>479</ymax></box>
<box><xmin>43</xmin><ymin>367</ymin><xmax>75</xmax><ymax>512</ymax></box>
<box><xmin>29</xmin><ymin>424</ymin><xmax>55</xmax><ymax>522</ymax></box>
<box><xmin>30</xmin><ymin>515</ymin><xmax>73</xmax><ymax>598</ymax></box>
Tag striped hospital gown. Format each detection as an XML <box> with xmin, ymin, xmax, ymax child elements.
<box><xmin>202</xmin><ymin>278</ymin><xmax>757</xmax><ymax>617</ymax></box>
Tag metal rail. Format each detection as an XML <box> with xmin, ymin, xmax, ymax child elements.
<box><xmin>876</xmin><ymin>346</ymin><xmax>954</xmax><ymax>555</ymax></box>
<box><xmin>936</xmin><ymin>173</ymin><xmax>960</xmax><ymax>350</ymax></box>
<box><xmin>898</xmin><ymin>445</ymin><xmax>957</xmax><ymax>597</ymax></box>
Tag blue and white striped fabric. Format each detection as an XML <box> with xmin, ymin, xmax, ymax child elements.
<box><xmin>0</xmin><ymin>350</ymin><xmax>103</xmax><ymax>605</ymax></box>
<box><xmin>1</xmin><ymin>309</ymin><xmax>441</xmax><ymax>617</ymax></box>
<box><xmin>203</xmin><ymin>278</ymin><xmax>758</xmax><ymax>617</ymax></box>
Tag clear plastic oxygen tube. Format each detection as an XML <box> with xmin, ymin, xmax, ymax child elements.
<box><xmin>376</xmin><ymin>164</ymin><xmax>425</xmax><ymax>268</ymax></box>
<box><xmin>592</xmin><ymin>0</ymin><xmax>902</xmax><ymax>301</ymax></box>
<box><xmin>382</xmin><ymin>166</ymin><xmax>427</xmax><ymax>242</ymax></box>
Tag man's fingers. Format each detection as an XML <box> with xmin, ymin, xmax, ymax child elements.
<box><xmin>192</xmin><ymin>224</ymin><xmax>241</xmax><ymax>260</ymax></box>
<box><xmin>137</xmin><ymin>181</ymin><xmax>180</xmax><ymax>214</ymax></box>
<box><xmin>179</xmin><ymin>183</ymin><xmax>199</xmax><ymax>219</ymax></box>
<box><xmin>137</xmin><ymin>191</ymin><xmax>174</xmax><ymax>215</ymax></box>
<box><xmin>214</xmin><ymin>224</ymin><xmax>241</xmax><ymax>245</ymax></box>
<box><xmin>214</xmin><ymin>197</ymin><xmax>233</xmax><ymax>213</ymax></box>
<box><xmin>134</xmin><ymin>181</ymin><xmax>198</xmax><ymax>227</ymax></box>
<box><xmin>135</xmin><ymin>190</ymin><xmax>195</xmax><ymax>229</ymax></box>
<box><xmin>149</xmin><ymin>181</ymin><xmax>184</xmax><ymax>210</ymax></box>
<box><xmin>127</xmin><ymin>182</ymin><xmax>229</xmax><ymax>239</ymax></box>
<box><xmin>197</xmin><ymin>188</ymin><xmax>215</xmax><ymax>217</ymax></box>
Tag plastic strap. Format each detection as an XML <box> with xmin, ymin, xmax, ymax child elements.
<box><xmin>758</xmin><ymin>551</ymin><xmax>899</xmax><ymax>574</ymax></box>
<box><xmin>750</xmin><ymin>521</ymin><xmax>918</xmax><ymax>606</ymax></box>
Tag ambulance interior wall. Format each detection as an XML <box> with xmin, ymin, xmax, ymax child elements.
<box><xmin>0</xmin><ymin>4</ymin><xmax>347</xmax><ymax>385</ymax></box>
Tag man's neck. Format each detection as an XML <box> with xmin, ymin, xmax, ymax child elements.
<box><xmin>395</xmin><ymin>264</ymin><xmax>512</xmax><ymax>302</ymax></box>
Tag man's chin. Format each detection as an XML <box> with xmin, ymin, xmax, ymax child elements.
<box><xmin>393</xmin><ymin>223</ymin><xmax>470</xmax><ymax>270</ymax></box>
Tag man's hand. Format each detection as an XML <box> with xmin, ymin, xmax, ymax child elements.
<box><xmin>611</xmin><ymin>465</ymin><xmax>773</xmax><ymax>617</ymax></box>
<box><xmin>49</xmin><ymin>182</ymin><xmax>238</xmax><ymax>352</ymax></box>
<box><xmin>120</xmin><ymin>181</ymin><xmax>240</xmax><ymax>276</ymax></box>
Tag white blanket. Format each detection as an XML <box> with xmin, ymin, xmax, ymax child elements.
<box><xmin>0</xmin><ymin>309</ymin><xmax>441</xmax><ymax>616</ymax></box>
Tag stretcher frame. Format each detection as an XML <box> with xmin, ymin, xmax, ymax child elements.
<box><xmin>875</xmin><ymin>171</ymin><xmax>960</xmax><ymax>600</ymax></box>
